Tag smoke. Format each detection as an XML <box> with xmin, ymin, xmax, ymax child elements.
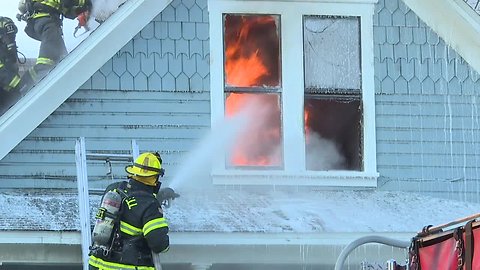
<box><xmin>226</xmin><ymin>94</ymin><xmax>282</xmax><ymax>166</ymax></box>
<box><xmin>167</xmin><ymin>98</ymin><xmax>347</xmax><ymax>192</ymax></box>
<box><xmin>305</xmin><ymin>132</ymin><xmax>346</xmax><ymax>170</ymax></box>
<box><xmin>90</xmin><ymin>0</ymin><xmax>128</xmax><ymax>22</ymax></box>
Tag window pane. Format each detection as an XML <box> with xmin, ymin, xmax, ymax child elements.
<box><xmin>304</xmin><ymin>97</ymin><xmax>362</xmax><ymax>171</ymax></box>
<box><xmin>303</xmin><ymin>15</ymin><xmax>360</xmax><ymax>92</ymax></box>
<box><xmin>224</xmin><ymin>14</ymin><xmax>281</xmax><ymax>89</ymax></box>
<box><xmin>225</xmin><ymin>93</ymin><xmax>283</xmax><ymax>168</ymax></box>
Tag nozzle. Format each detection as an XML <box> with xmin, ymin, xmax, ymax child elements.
<box><xmin>158</xmin><ymin>187</ymin><xmax>180</xmax><ymax>208</ymax></box>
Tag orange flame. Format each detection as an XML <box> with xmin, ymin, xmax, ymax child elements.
<box><xmin>224</xmin><ymin>15</ymin><xmax>276</xmax><ymax>87</ymax></box>
<box><xmin>304</xmin><ymin>108</ymin><xmax>311</xmax><ymax>145</ymax></box>
<box><xmin>224</xmin><ymin>15</ymin><xmax>282</xmax><ymax>167</ymax></box>
<box><xmin>225</xmin><ymin>93</ymin><xmax>281</xmax><ymax>166</ymax></box>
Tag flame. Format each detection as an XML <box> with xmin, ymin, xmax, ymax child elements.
<box><xmin>225</xmin><ymin>93</ymin><xmax>281</xmax><ymax>166</ymax></box>
<box><xmin>224</xmin><ymin>15</ymin><xmax>282</xmax><ymax>167</ymax></box>
<box><xmin>224</xmin><ymin>15</ymin><xmax>277</xmax><ymax>87</ymax></box>
<box><xmin>304</xmin><ymin>108</ymin><xmax>311</xmax><ymax>145</ymax></box>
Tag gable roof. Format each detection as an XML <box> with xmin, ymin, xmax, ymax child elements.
<box><xmin>0</xmin><ymin>0</ymin><xmax>173</xmax><ymax>161</ymax></box>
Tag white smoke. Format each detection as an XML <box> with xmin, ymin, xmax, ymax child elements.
<box><xmin>90</xmin><ymin>0</ymin><xmax>128</xmax><ymax>22</ymax></box>
<box><xmin>305</xmin><ymin>132</ymin><xmax>346</xmax><ymax>170</ymax></box>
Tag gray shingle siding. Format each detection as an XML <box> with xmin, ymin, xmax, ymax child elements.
<box><xmin>375</xmin><ymin>0</ymin><xmax>480</xmax><ymax>199</ymax></box>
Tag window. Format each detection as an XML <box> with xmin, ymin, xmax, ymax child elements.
<box><xmin>224</xmin><ymin>14</ymin><xmax>283</xmax><ymax>169</ymax></box>
<box><xmin>209</xmin><ymin>0</ymin><xmax>378</xmax><ymax>187</ymax></box>
<box><xmin>303</xmin><ymin>15</ymin><xmax>362</xmax><ymax>171</ymax></box>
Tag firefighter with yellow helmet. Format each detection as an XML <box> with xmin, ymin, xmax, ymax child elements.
<box><xmin>89</xmin><ymin>152</ymin><xmax>174</xmax><ymax>270</ymax></box>
<box><xmin>0</xmin><ymin>16</ymin><xmax>25</xmax><ymax>114</ymax></box>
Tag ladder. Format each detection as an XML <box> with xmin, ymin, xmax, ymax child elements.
<box><xmin>74</xmin><ymin>137</ymin><xmax>139</xmax><ymax>270</ymax></box>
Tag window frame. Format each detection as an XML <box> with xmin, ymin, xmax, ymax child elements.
<box><xmin>208</xmin><ymin>0</ymin><xmax>379</xmax><ymax>187</ymax></box>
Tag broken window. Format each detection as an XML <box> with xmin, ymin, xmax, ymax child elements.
<box><xmin>209</xmin><ymin>0</ymin><xmax>378</xmax><ymax>186</ymax></box>
<box><xmin>303</xmin><ymin>15</ymin><xmax>363</xmax><ymax>171</ymax></box>
<box><xmin>223</xmin><ymin>14</ymin><xmax>283</xmax><ymax>168</ymax></box>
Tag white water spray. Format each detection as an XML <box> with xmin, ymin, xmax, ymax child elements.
<box><xmin>167</xmin><ymin>109</ymin><xmax>252</xmax><ymax>191</ymax></box>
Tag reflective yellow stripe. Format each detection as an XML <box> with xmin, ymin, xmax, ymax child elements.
<box><xmin>89</xmin><ymin>255</ymin><xmax>155</xmax><ymax>270</ymax></box>
<box><xmin>36</xmin><ymin>57</ymin><xmax>55</xmax><ymax>66</ymax></box>
<box><xmin>6</xmin><ymin>75</ymin><xmax>21</xmax><ymax>90</ymax></box>
<box><xmin>143</xmin><ymin>217</ymin><xmax>168</xmax><ymax>236</ymax></box>
<box><xmin>28</xmin><ymin>68</ymin><xmax>37</xmax><ymax>81</ymax></box>
<box><xmin>32</xmin><ymin>0</ymin><xmax>62</xmax><ymax>10</ymax></box>
<box><xmin>120</xmin><ymin>221</ymin><xmax>142</xmax><ymax>236</ymax></box>
<box><xmin>31</xmin><ymin>12</ymin><xmax>51</xmax><ymax>19</ymax></box>
<box><xmin>79</xmin><ymin>0</ymin><xmax>85</xmax><ymax>6</ymax></box>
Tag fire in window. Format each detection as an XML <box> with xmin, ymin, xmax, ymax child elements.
<box><xmin>223</xmin><ymin>14</ymin><xmax>282</xmax><ymax>168</ymax></box>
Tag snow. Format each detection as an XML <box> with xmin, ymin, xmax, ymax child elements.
<box><xmin>0</xmin><ymin>187</ymin><xmax>479</xmax><ymax>235</ymax></box>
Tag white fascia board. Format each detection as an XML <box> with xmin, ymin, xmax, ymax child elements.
<box><xmin>0</xmin><ymin>231</ymin><xmax>413</xmax><ymax>265</ymax></box>
<box><xmin>402</xmin><ymin>0</ymin><xmax>480</xmax><ymax>74</ymax></box>
<box><xmin>0</xmin><ymin>231</ymin><xmax>414</xmax><ymax>245</ymax></box>
<box><xmin>0</xmin><ymin>231</ymin><xmax>80</xmax><ymax>244</ymax></box>
<box><xmin>0</xmin><ymin>0</ymin><xmax>173</xmax><ymax>161</ymax></box>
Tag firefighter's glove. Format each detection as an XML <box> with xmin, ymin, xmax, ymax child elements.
<box><xmin>158</xmin><ymin>187</ymin><xmax>180</xmax><ymax>208</ymax></box>
<box><xmin>158</xmin><ymin>187</ymin><xmax>180</xmax><ymax>201</ymax></box>
<box><xmin>77</xmin><ymin>11</ymin><xmax>90</xmax><ymax>27</ymax></box>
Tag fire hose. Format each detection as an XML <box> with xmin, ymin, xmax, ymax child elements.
<box><xmin>334</xmin><ymin>235</ymin><xmax>411</xmax><ymax>270</ymax></box>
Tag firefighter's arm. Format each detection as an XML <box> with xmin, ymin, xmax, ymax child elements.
<box><xmin>142</xmin><ymin>200</ymin><xmax>170</xmax><ymax>253</ymax></box>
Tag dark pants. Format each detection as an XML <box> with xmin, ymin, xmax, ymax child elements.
<box><xmin>0</xmin><ymin>87</ymin><xmax>21</xmax><ymax>115</ymax></box>
<box><xmin>22</xmin><ymin>16</ymin><xmax>68</xmax><ymax>88</ymax></box>
<box><xmin>0</xmin><ymin>58</ymin><xmax>19</xmax><ymax>90</ymax></box>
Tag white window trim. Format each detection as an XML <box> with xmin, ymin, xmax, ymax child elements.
<box><xmin>208</xmin><ymin>0</ymin><xmax>379</xmax><ymax>187</ymax></box>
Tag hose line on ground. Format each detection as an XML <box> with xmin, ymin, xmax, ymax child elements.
<box><xmin>334</xmin><ymin>235</ymin><xmax>411</xmax><ymax>270</ymax></box>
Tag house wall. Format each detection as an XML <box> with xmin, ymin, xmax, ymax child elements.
<box><xmin>0</xmin><ymin>0</ymin><xmax>211</xmax><ymax>189</ymax></box>
<box><xmin>374</xmin><ymin>0</ymin><xmax>480</xmax><ymax>201</ymax></box>
<box><xmin>1</xmin><ymin>0</ymin><xmax>480</xmax><ymax>201</ymax></box>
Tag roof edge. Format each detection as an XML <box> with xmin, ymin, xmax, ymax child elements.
<box><xmin>0</xmin><ymin>230</ymin><xmax>413</xmax><ymax>245</ymax></box>
<box><xmin>0</xmin><ymin>231</ymin><xmax>413</xmax><ymax>265</ymax></box>
<box><xmin>401</xmin><ymin>0</ymin><xmax>480</xmax><ymax>73</ymax></box>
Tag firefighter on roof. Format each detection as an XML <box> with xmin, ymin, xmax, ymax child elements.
<box><xmin>0</xmin><ymin>16</ymin><xmax>25</xmax><ymax>113</ymax></box>
<box><xmin>89</xmin><ymin>152</ymin><xmax>171</xmax><ymax>270</ymax></box>
<box><xmin>18</xmin><ymin>0</ymin><xmax>92</xmax><ymax>90</ymax></box>
<box><xmin>0</xmin><ymin>16</ymin><xmax>21</xmax><ymax>92</ymax></box>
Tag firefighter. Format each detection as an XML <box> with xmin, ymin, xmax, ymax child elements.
<box><xmin>89</xmin><ymin>152</ymin><xmax>170</xmax><ymax>270</ymax></box>
<box><xmin>18</xmin><ymin>0</ymin><xmax>92</xmax><ymax>89</ymax></box>
<box><xmin>0</xmin><ymin>16</ymin><xmax>23</xmax><ymax>113</ymax></box>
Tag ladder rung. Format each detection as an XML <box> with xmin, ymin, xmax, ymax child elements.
<box><xmin>86</xmin><ymin>153</ymin><xmax>134</xmax><ymax>161</ymax></box>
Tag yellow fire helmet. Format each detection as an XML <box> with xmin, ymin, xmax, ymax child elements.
<box><xmin>125</xmin><ymin>152</ymin><xmax>165</xmax><ymax>178</ymax></box>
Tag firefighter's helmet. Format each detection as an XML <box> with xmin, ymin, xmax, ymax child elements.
<box><xmin>125</xmin><ymin>152</ymin><xmax>165</xmax><ymax>177</ymax></box>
